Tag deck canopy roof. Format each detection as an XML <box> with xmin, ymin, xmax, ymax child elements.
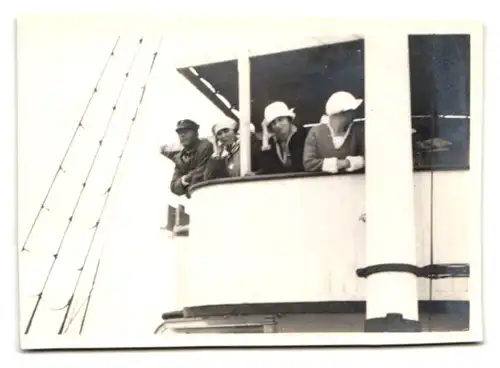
<box><xmin>175</xmin><ymin>34</ymin><xmax>470</xmax><ymax>133</ymax></box>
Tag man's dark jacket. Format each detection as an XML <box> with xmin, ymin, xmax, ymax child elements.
<box><xmin>168</xmin><ymin>138</ymin><xmax>213</xmax><ymax>196</ymax></box>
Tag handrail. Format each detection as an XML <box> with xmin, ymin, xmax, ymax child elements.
<box><xmin>189</xmin><ymin>164</ymin><xmax>470</xmax><ymax>195</ymax></box>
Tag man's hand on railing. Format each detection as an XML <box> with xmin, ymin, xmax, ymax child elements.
<box><xmin>180</xmin><ymin>173</ymin><xmax>192</xmax><ymax>187</ymax></box>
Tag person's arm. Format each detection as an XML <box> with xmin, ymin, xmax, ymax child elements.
<box><xmin>261</xmin><ymin>119</ymin><xmax>274</xmax><ymax>151</ymax></box>
<box><xmin>160</xmin><ymin>143</ymin><xmax>182</xmax><ymax>163</ymax></box>
<box><xmin>204</xmin><ymin>157</ymin><xmax>229</xmax><ymax>180</ymax></box>
<box><xmin>203</xmin><ymin>140</ymin><xmax>228</xmax><ymax>180</ymax></box>
<box><xmin>160</xmin><ymin>150</ymin><xmax>177</xmax><ymax>162</ymax></box>
<box><xmin>185</xmin><ymin>140</ymin><xmax>214</xmax><ymax>185</ymax></box>
<box><xmin>345</xmin><ymin>123</ymin><xmax>365</xmax><ymax>172</ymax></box>
<box><xmin>303</xmin><ymin>128</ymin><xmax>340</xmax><ymax>172</ymax></box>
<box><xmin>170</xmin><ymin>165</ymin><xmax>189</xmax><ymax>196</ymax></box>
<box><xmin>303</xmin><ymin>127</ymin><xmax>352</xmax><ymax>173</ymax></box>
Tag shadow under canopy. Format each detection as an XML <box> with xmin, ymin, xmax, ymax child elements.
<box><xmin>177</xmin><ymin>35</ymin><xmax>470</xmax><ymax>170</ymax></box>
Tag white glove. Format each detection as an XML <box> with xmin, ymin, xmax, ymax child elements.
<box><xmin>345</xmin><ymin>156</ymin><xmax>365</xmax><ymax>172</ymax></box>
<box><xmin>321</xmin><ymin>157</ymin><xmax>339</xmax><ymax>173</ymax></box>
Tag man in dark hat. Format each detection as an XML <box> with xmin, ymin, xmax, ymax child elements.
<box><xmin>160</xmin><ymin>119</ymin><xmax>213</xmax><ymax>197</ymax></box>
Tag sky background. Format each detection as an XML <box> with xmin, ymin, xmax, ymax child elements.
<box><xmin>17</xmin><ymin>21</ymin><xmax>228</xmax><ymax>337</ymax></box>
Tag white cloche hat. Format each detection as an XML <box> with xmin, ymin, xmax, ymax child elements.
<box><xmin>325</xmin><ymin>91</ymin><xmax>363</xmax><ymax>116</ymax></box>
<box><xmin>212</xmin><ymin>119</ymin><xmax>237</xmax><ymax>136</ymax></box>
<box><xmin>264</xmin><ymin>101</ymin><xmax>296</xmax><ymax>124</ymax></box>
<box><xmin>212</xmin><ymin>119</ymin><xmax>255</xmax><ymax>136</ymax></box>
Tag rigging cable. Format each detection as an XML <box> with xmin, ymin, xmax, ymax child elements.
<box><xmin>20</xmin><ymin>36</ymin><xmax>120</xmax><ymax>253</ymax></box>
<box><xmin>23</xmin><ymin>37</ymin><xmax>144</xmax><ymax>334</ymax></box>
<box><xmin>59</xmin><ymin>38</ymin><xmax>163</xmax><ymax>335</ymax></box>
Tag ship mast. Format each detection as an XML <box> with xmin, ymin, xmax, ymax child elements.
<box><xmin>363</xmin><ymin>30</ymin><xmax>420</xmax><ymax>331</ymax></box>
<box><xmin>238</xmin><ymin>47</ymin><xmax>252</xmax><ymax>176</ymax></box>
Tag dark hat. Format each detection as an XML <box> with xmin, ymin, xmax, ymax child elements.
<box><xmin>176</xmin><ymin>119</ymin><xmax>199</xmax><ymax>132</ymax></box>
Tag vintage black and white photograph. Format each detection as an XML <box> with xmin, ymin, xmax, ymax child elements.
<box><xmin>16</xmin><ymin>15</ymin><xmax>483</xmax><ymax>349</ymax></box>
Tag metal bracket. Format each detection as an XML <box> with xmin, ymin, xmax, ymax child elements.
<box><xmin>420</xmin><ymin>263</ymin><xmax>470</xmax><ymax>279</ymax></box>
<box><xmin>356</xmin><ymin>263</ymin><xmax>469</xmax><ymax>279</ymax></box>
<box><xmin>155</xmin><ymin>315</ymin><xmax>277</xmax><ymax>334</ymax></box>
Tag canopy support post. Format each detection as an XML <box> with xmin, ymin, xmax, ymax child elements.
<box><xmin>363</xmin><ymin>31</ymin><xmax>421</xmax><ymax>332</ymax></box>
<box><xmin>238</xmin><ymin>49</ymin><xmax>252</xmax><ymax>176</ymax></box>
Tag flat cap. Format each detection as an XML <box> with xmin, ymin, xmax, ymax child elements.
<box><xmin>176</xmin><ymin>119</ymin><xmax>199</xmax><ymax>132</ymax></box>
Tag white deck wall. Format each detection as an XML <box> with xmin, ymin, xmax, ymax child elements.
<box><xmin>178</xmin><ymin>172</ymin><xmax>469</xmax><ymax>309</ymax></box>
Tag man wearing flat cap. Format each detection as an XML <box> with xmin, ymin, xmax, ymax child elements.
<box><xmin>160</xmin><ymin>119</ymin><xmax>213</xmax><ymax>197</ymax></box>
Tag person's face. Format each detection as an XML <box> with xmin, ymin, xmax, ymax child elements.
<box><xmin>177</xmin><ymin>129</ymin><xmax>198</xmax><ymax>147</ymax></box>
<box><xmin>269</xmin><ymin>116</ymin><xmax>292</xmax><ymax>139</ymax></box>
<box><xmin>328</xmin><ymin>111</ymin><xmax>355</xmax><ymax>128</ymax></box>
<box><xmin>216</xmin><ymin>128</ymin><xmax>237</xmax><ymax>146</ymax></box>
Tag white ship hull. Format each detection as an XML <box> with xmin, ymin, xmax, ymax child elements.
<box><xmin>157</xmin><ymin>171</ymin><xmax>471</xmax><ymax>334</ymax></box>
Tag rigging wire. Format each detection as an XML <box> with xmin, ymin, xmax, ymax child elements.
<box><xmin>23</xmin><ymin>37</ymin><xmax>145</xmax><ymax>335</ymax></box>
<box><xmin>58</xmin><ymin>38</ymin><xmax>164</xmax><ymax>335</ymax></box>
<box><xmin>74</xmin><ymin>258</ymin><xmax>101</xmax><ymax>334</ymax></box>
<box><xmin>20</xmin><ymin>37</ymin><xmax>121</xmax><ymax>253</ymax></box>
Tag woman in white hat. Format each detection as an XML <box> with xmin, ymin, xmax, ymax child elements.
<box><xmin>204</xmin><ymin>119</ymin><xmax>262</xmax><ymax>179</ymax></box>
<box><xmin>303</xmin><ymin>91</ymin><xmax>365</xmax><ymax>174</ymax></box>
<box><xmin>259</xmin><ymin>101</ymin><xmax>308</xmax><ymax>174</ymax></box>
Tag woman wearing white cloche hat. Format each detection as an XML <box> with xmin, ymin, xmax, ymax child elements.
<box><xmin>204</xmin><ymin>119</ymin><xmax>262</xmax><ymax>179</ymax></box>
<box><xmin>259</xmin><ymin>101</ymin><xmax>308</xmax><ymax>174</ymax></box>
<box><xmin>303</xmin><ymin>91</ymin><xmax>365</xmax><ymax>174</ymax></box>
